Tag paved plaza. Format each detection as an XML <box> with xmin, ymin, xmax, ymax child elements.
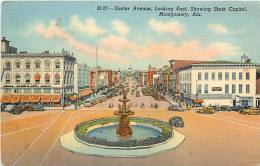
<box><xmin>1</xmin><ymin>91</ymin><xmax>260</xmax><ymax>166</ymax></box>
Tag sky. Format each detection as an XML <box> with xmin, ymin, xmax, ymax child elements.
<box><xmin>2</xmin><ymin>1</ymin><xmax>260</xmax><ymax>70</ymax></box>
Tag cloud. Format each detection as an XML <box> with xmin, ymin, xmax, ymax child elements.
<box><xmin>34</xmin><ymin>20</ymin><xmax>126</xmax><ymax>63</ymax></box>
<box><xmin>111</xmin><ymin>20</ymin><xmax>130</xmax><ymax>35</ymax></box>
<box><xmin>208</xmin><ymin>24</ymin><xmax>229</xmax><ymax>34</ymax></box>
<box><xmin>149</xmin><ymin>19</ymin><xmax>185</xmax><ymax>37</ymax></box>
<box><xmin>70</xmin><ymin>15</ymin><xmax>105</xmax><ymax>36</ymax></box>
<box><xmin>134</xmin><ymin>40</ymin><xmax>240</xmax><ymax>60</ymax></box>
<box><xmin>99</xmin><ymin>34</ymin><xmax>137</xmax><ymax>52</ymax></box>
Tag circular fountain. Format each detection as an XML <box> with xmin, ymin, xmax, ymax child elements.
<box><xmin>60</xmin><ymin>87</ymin><xmax>185</xmax><ymax>157</ymax></box>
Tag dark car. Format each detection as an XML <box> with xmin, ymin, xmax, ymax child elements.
<box><xmin>169</xmin><ymin>116</ymin><xmax>184</xmax><ymax>127</ymax></box>
<box><xmin>231</xmin><ymin>105</ymin><xmax>244</xmax><ymax>112</ymax></box>
<box><xmin>23</xmin><ymin>103</ymin><xmax>34</xmax><ymax>111</ymax></box>
<box><xmin>168</xmin><ymin>104</ymin><xmax>184</xmax><ymax>112</ymax></box>
<box><xmin>33</xmin><ymin>104</ymin><xmax>45</xmax><ymax>111</ymax></box>
<box><xmin>11</xmin><ymin>104</ymin><xmax>24</xmax><ymax>114</ymax></box>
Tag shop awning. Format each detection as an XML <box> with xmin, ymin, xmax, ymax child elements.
<box><xmin>20</xmin><ymin>95</ymin><xmax>31</xmax><ymax>103</ymax></box>
<box><xmin>41</xmin><ymin>95</ymin><xmax>51</xmax><ymax>103</ymax></box>
<box><xmin>10</xmin><ymin>95</ymin><xmax>21</xmax><ymax>103</ymax></box>
<box><xmin>193</xmin><ymin>99</ymin><xmax>204</xmax><ymax>103</ymax></box>
<box><xmin>0</xmin><ymin>95</ymin><xmax>12</xmax><ymax>103</ymax></box>
<box><xmin>30</xmin><ymin>95</ymin><xmax>41</xmax><ymax>103</ymax></box>
<box><xmin>68</xmin><ymin>96</ymin><xmax>78</xmax><ymax>101</ymax></box>
<box><xmin>51</xmin><ymin>95</ymin><xmax>61</xmax><ymax>103</ymax></box>
<box><xmin>79</xmin><ymin>89</ymin><xmax>94</xmax><ymax>97</ymax></box>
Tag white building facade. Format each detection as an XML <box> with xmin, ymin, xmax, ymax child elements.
<box><xmin>178</xmin><ymin>63</ymin><xmax>257</xmax><ymax>107</ymax></box>
<box><xmin>77</xmin><ymin>63</ymin><xmax>90</xmax><ymax>89</ymax></box>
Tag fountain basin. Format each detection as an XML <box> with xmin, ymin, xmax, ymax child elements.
<box><xmin>74</xmin><ymin>117</ymin><xmax>173</xmax><ymax>149</ymax></box>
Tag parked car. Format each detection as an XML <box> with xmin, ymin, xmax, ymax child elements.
<box><xmin>168</xmin><ymin>104</ymin><xmax>184</xmax><ymax>112</ymax></box>
<box><xmin>33</xmin><ymin>104</ymin><xmax>45</xmax><ymax>111</ymax></box>
<box><xmin>196</xmin><ymin>107</ymin><xmax>215</xmax><ymax>114</ymax></box>
<box><xmin>84</xmin><ymin>101</ymin><xmax>93</xmax><ymax>107</ymax></box>
<box><xmin>240</xmin><ymin>108</ymin><xmax>260</xmax><ymax>115</ymax></box>
<box><xmin>23</xmin><ymin>103</ymin><xmax>34</xmax><ymax>111</ymax></box>
<box><xmin>169</xmin><ymin>116</ymin><xmax>184</xmax><ymax>127</ymax></box>
<box><xmin>11</xmin><ymin>104</ymin><xmax>24</xmax><ymax>114</ymax></box>
<box><xmin>231</xmin><ymin>105</ymin><xmax>244</xmax><ymax>112</ymax></box>
<box><xmin>3</xmin><ymin>104</ymin><xmax>16</xmax><ymax>112</ymax></box>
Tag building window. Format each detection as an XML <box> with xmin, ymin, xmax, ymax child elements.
<box><xmin>5</xmin><ymin>74</ymin><xmax>11</xmax><ymax>84</ymax></box>
<box><xmin>204</xmin><ymin>84</ymin><xmax>208</xmax><ymax>93</ymax></box>
<box><xmin>45</xmin><ymin>60</ymin><xmax>51</xmax><ymax>70</ymax></box>
<box><xmin>15</xmin><ymin>61</ymin><xmax>20</xmax><ymax>69</ymax></box>
<box><xmin>55</xmin><ymin>61</ymin><xmax>61</xmax><ymax>69</ymax></box>
<box><xmin>232</xmin><ymin>72</ymin><xmax>236</xmax><ymax>80</ymax></box>
<box><xmin>225</xmin><ymin>72</ymin><xmax>229</xmax><ymax>80</ymax></box>
<box><xmin>239</xmin><ymin>72</ymin><xmax>242</xmax><ymax>80</ymax></box>
<box><xmin>246</xmin><ymin>72</ymin><xmax>250</xmax><ymax>80</ymax></box>
<box><xmin>25</xmin><ymin>73</ymin><xmax>31</xmax><ymax>84</ymax></box>
<box><xmin>34</xmin><ymin>73</ymin><xmax>41</xmax><ymax>84</ymax></box>
<box><xmin>198</xmin><ymin>72</ymin><xmax>202</xmax><ymax>80</ymax></box>
<box><xmin>55</xmin><ymin>73</ymin><xmax>60</xmax><ymax>84</ymax></box>
<box><xmin>15</xmin><ymin>74</ymin><xmax>21</xmax><ymax>84</ymax></box>
<box><xmin>198</xmin><ymin>84</ymin><xmax>201</xmax><ymax>93</ymax></box>
<box><xmin>25</xmin><ymin>61</ymin><xmax>31</xmax><ymax>69</ymax></box>
<box><xmin>35</xmin><ymin>61</ymin><xmax>41</xmax><ymax>69</ymax></box>
<box><xmin>5</xmin><ymin>62</ymin><xmax>11</xmax><ymax>69</ymax></box>
<box><xmin>54</xmin><ymin>88</ymin><xmax>61</xmax><ymax>93</ymax></box>
<box><xmin>24</xmin><ymin>88</ymin><xmax>31</xmax><ymax>93</ymax></box>
<box><xmin>211</xmin><ymin>72</ymin><xmax>215</xmax><ymax>80</ymax></box>
<box><xmin>232</xmin><ymin>84</ymin><xmax>236</xmax><ymax>94</ymax></box>
<box><xmin>239</xmin><ymin>84</ymin><xmax>243</xmax><ymax>93</ymax></box>
<box><xmin>218</xmin><ymin>72</ymin><xmax>222</xmax><ymax>80</ymax></box>
<box><xmin>34</xmin><ymin>88</ymin><xmax>41</xmax><ymax>93</ymax></box>
<box><xmin>205</xmin><ymin>72</ymin><xmax>208</xmax><ymax>80</ymax></box>
<box><xmin>4</xmin><ymin>88</ymin><xmax>12</xmax><ymax>94</ymax></box>
<box><xmin>45</xmin><ymin>74</ymin><xmax>50</xmax><ymax>84</ymax></box>
<box><xmin>14</xmin><ymin>88</ymin><xmax>22</xmax><ymax>93</ymax></box>
<box><xmin>43</xmin><ymin>88</ymin><xmax>51</xmax><ymax>93</ymax></box>
<box><xmin>225</xmin><ymin>84</ymin><xmax>229</xmax><ymax>94</ymax></box>
<box><xmin>246</xmin><ymin>84</ymin><xmax>250</xmax><ymax>93</ymax></box>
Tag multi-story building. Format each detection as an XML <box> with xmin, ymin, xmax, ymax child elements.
<box><xmin>178</xmin><ymin>62</ymin><xmax>257</xmax><ymax>107</ymax></box>
<box><xmin>147</xmin><ymin>65</ymin><xmax>157</xmax><ymax>88</ymax></box>
<box><xmin>168</xmin><ymin>60</ymin><xmax>204</xmax><ymax>97</ymax></box>
<box><xmin>89</xmin><ymin>67</ymin><xmax>112</xmax><ymax>90</ymax></box>
<box><xmin>78</xmin><ymin>63</ymin><xmax>90</xmax><ymax>89</ymax></box>
<box><xmin>1</xmin><ymin>37</ymin><xmax>76</xmax><ymax>107</ymax></box>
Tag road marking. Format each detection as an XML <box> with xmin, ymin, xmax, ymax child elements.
<box><xmin>12</xmin><ymin>111</ymin><xmax>63</xmax><ymax>166</ymax></box>
<box><xmin>201</xmin><ymin>114</ymin><xmax>260</xmax><ymax>131</ymax></box>
<box><xmin>213</xmin><ymin>114</ymin><xmax>260</xmax><ymax>126</ymax></box>
<box><xmin>2</xmin><ymin>111</ymin><xmax>57</xmax><ymax>123</ymax></box>
<box><xmin>38</xmin><ymin>111</ymin><xmax>73</xmax><ymax>166</ymax></box>
<box><xmin>1</xmin><ymin>123</ymin><xmax>49</xmax><ymax>136</ymax></box>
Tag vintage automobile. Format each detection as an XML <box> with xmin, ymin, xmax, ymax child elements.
<box><xmin>168</xmin><ymin>104</ymin><xmax>184</xmax><ymax>112</ymax></box>
<box><xmin>240</xmin><ymin>108</ymin><xmax>260</xmax><ymax>115</ymax></box>
<box><xmin>231</xmin><ymin>105</ymin><xmax>244</xmax><ymax>112</ymax></box>
<box><xmin>169</xmin><ymin>116</ymin><xmax>184</xmax><ymax>127</ymax></box>
<box><xmin>11</xmin><ymin>104</ymin><xmax>24</xmax><ymax>114</ymax></box>
<box><xmin>33</xmin><ymin>104</ymin><xmax>45</xmax><ymax>111</ymax></box>
<box><xmin>2</xmin><ymin>104</ymin><xmax>16</xmax><ymax>112</ymax></box>
<box><xmin>23</xmin><ymin>103</ymin><xmax>34</xmax><ymax>111</ymax></box>
<box><xmin>196</xmin><ymin>107</ymin><xmax>215</xmax><ymax>114</ymax></box>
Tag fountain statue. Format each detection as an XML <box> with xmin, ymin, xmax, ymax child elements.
<box><xmin>113</xmin><ymin>87</ymin><xmax>135</xmax><ymax>138</ymax></box>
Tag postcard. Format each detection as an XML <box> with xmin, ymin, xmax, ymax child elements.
<box><xmin>1</xmin><ymin>1</ymin><xmax>260</xmax><ymax>166</ymax></box>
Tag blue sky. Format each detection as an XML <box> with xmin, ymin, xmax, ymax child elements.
<box><xmin>2</xmin><ymin>1</ymin><xmax>260</xmax><ymax>70</ymax></box>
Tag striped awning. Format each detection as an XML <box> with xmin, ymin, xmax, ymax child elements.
<box><xmin>51</xmin><ymin>95</ymin><xmax>61</xmax><ymax>103</ymax></box>
<box><xmin>20</xmin><ymin>95</ymin><xmax>31</xmax><ymax>103</ymax></box>
<box><xmin>193</xmin><ymin>99</ymin><xmax>204</xmax><ymax>103</ymax></box>
<box><xmin>0</xmin><ymin>95</ymin><xmax>12</xmax><ymax>103</ymax></box>
<box><xmin>41</xmin><ymin>95</ymin><xmax>51</xmax><ymax>103</ymax></box>
<box><xmin>79</xmin><ymin>89</ymin><xmax>94</xmax><ymax>97</ymax></box>
<box><xmin>30</xmin><ymin>95</ymin><xmax>41</xmax><ymax>103</ymax></box>
<box><xmin>10</xmin><ymin>95</ymin><xmax>21</xmax><ymax>103</ymax></box>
